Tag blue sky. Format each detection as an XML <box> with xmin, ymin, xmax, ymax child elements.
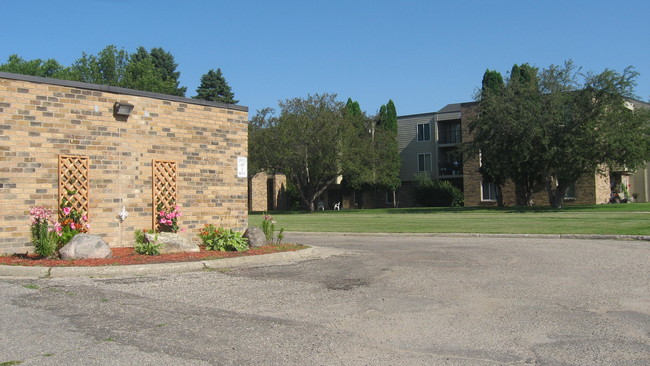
<box><xmin>2</xmin><ymin>0</ymin><xmax>649</xmax><ymax>116</ymax></box>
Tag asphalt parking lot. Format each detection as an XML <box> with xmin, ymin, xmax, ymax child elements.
<box><xmin>1</xmin><ymin>233</ymin><xmax>648</xmax><ymax>365</ymax></box>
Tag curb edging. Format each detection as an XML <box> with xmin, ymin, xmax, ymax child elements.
<box><xmin>0</xmin><ymin>246</ymin><xmax>345</xmax><ymax>279</ymax></box>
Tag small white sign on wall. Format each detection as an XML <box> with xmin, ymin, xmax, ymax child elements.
<box><xmin>237</xmin><ymin>156</ymin><xmax>248</xmax><ymax>178</ymax></box>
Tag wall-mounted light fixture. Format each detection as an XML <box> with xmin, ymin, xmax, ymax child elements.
<box><xmin>113</xmin><ymin>102</ymin><xmax>134</xmax><ymax>116</ymax></box>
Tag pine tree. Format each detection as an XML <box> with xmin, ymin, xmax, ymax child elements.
<box><xmin>193</xmin><ymin>68</ymin><xmax>238</xmax><ymax>104</ymax></box>
<box><xmin>383</xmin><ymin>100</ymin><xmax>397</xmax><ymax>133</ymax></box>
<box><xmin>149</xmin><ymin>47</ymin><xmax>186</xmax><ymax>96</ymax></box>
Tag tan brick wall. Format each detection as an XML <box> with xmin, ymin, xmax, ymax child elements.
<box><xmin>1</xmin><ymin>74</ymin><xmax>248</xmax><ymax>254</ymax></box>
<box><xmin>249</xmin><ymin>172</ymin><xmax>269</xmax><ymax>212</ymax></box>
<box><xmin>248</xmin><ymin>172</ymin><xmax>286</xmax><ymax>212</ymax></box>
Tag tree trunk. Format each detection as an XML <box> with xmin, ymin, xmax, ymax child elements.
<box><xmin>515</xmin><ymin>184</ymin><xmax>534</xmax><ymax>206</ymax></box>
<box><xmin>549</xmin><ymin>193</ymin><xmax>564</xmax><ymax>209</ymax></box>
<box><xmin>496</xmin><ymin>184</ymin><xmax>504</xmax><ymax>207</ymax></box>
<box><xmin>300</xmin><ymin>196</ymin><xmax>315</xmax><ymax>212</ymax></box>
<box><xmin>546</xmin><ymin>178</ymin><xmax>567</xmax><ymax>209</ymax></box>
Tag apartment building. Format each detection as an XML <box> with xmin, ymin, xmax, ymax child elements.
<box><xmin>397</xmin><ymin>101</ymin><xmax>640</xmax><ymax>207</ymax></box>
<box><xmin>396</xmin><ymin>103</ymin><xmax>466</xmax><ymax>206</ymax></box>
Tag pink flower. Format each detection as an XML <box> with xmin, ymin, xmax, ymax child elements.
<box><xmin>49</xmin><ymin>222</ymin><xmax>63</xmax><ymax>236</ymax></box>
<box><xmin>82</xmin><ymin>215</ymin><xmax>87</xmax><ymax>222</ymax></box>
<box><xmin>70</xmin><ymin>222</ymin><xmax>76</xmax><ymax>229</ymax></box>
<box><xmin>62</xmin><ymin>207</ymin><xmax>72</xmax><ymax>216</ymax></box>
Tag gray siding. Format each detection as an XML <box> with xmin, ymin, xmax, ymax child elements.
<box><xmin>397</xmin><ymin>113</ymin><xmax>435</xmax><ymax>182</ymax></box>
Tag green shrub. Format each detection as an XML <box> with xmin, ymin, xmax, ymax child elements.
<box><xmin>199</xmin><ymin>225</ymin><xmax>249</xmax><ymax>252</ymax></box>
<box><xmin>134</xmin><ymin>229</ymin><xmax>161</xmax><ymax>255</ymax></box>
<box><xmin>261</xmin><ymin>213</ymin><xmax>285</xmax><ymax>245</ymax></box>
<box><xmin>414</xmin><ymin>173</ymin><xmax>464</xmax><ymax>207</ymax></box>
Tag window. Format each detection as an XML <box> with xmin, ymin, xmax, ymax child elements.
<box><xmin>385</xmin><ymin>191</ymin><xmax>394</xmax><ymax>205</ymax></box>
<box><xmin>481</xmin><ymin>181</ymin><xmax>497</xmax><ymax>201</ymax></box>
<box><xmin>418</xmin><ymin>153</ymin><xmax>432</xmax><ymax>172</ymax></box>
<box><xmin>417</xmin><ymin>123</ymin><xmax>431</xmax><ymax>142</ymax></box>
<box><xmin>439</xmin><ymin>122</ymin><xmax>461</xmax><ymax>144</ymax></box>
<box><xmin>564</xmin><ymin>184</ymin><xmax>576</xmax><ymax>199</ymax></box>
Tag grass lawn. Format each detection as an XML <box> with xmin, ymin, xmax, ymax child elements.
<box><xmin>251</xmin><ymin>203</ymin><xmax>650</xmax><ymax>236</ymax></box>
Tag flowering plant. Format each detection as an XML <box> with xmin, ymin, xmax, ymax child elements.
<box><xmin>28</xmin><ymin>206</ymin><xmax>60</xmax><ymax>257</ymax></box>
<box><xmin>156</xmin><ymin>203</ymin><xmax>181</xmax><ymax>233</ymax></box>
<box><xmin>261</xmin><ymin>213</ymin><xmax>284</xmax><ymax>245</ymax></box>
<box><xmin>59</xmin><ymin>199</ymin><xmax>89</xmax><ymax>245</ymax></box>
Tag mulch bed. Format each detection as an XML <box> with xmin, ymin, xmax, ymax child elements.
<box><xmin>0</xmin><ymin>244</ymin><xmax>307</xmax><ymax>267</ymax></box>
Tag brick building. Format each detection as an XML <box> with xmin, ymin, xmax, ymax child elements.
<box><xmin>0</xmin><ymin>72</ymin><xmax>248</xmax><ymax>254</ymax></box>
<box><xmin>397</xmin><ymin>102</ymin><xmax>633</xmax><ymax>207</ymax></box>
<box><xmin>248</xmin><ymin>172</ymin><xmax>287</xmax><ymax>212</ymax></box>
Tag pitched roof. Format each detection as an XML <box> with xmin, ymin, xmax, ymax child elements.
<box><xmin>437</xmin><ymin>103</ymin><xmax>462</xmax><ymax>113</ymax></box>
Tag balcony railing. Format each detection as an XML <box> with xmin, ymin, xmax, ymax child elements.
<box><xmin>438</xmin><ymin>131</ymin><xmax>461</xmax><ymax>144</ymax></box>
<box><xmin>439</xmin><ymin>162</ymin><xmax>463</xmax><ymax>176</ymax></box>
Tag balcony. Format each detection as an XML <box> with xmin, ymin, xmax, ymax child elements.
<box><xmin>438</xmin><ymin>131</ymin><xmax>461</xmax><ymax>145</ymax></box>
<box><xmin>439</xmin><ymin>162</ymin><xmax>463</xmax><ymax>177</ymax></box>
<box><xmin>438</xmin><ymin>121</ymin><xmax>461</xmax><ymax>145</ymax></box>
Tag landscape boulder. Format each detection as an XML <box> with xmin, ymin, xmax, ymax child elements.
<box><xmin>59</xmin><ymin>234</ymin><xmax>113</xmax><ymax>260</ymax></box>
<box><xmin>243</xmin><ymin>226</ymin><xmax>267</xmax><ymax>247</ymax></box>
<box><xmin>145</xmin><ymin>232</ymin><xmax>200</xmax><ymax>254</ymax></box>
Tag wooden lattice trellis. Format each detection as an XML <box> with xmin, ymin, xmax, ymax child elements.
<box><xmin>58</xmin><ymin>155</ymin><xmax>90</xmax><ymax>219</ymax></box>
<box><xmin>152</xmin><ymin>160</ymin><xmax>177</xmax><ymax>231</ymax></box>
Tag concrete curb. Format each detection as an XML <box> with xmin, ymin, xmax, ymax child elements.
<box><xmin>0</xmin><ymin>246</ymin><xmax>345</xmax><ymax>279</ymax></box>
<box><xmin>0</xmin><ymin>265</ymin><xmax>50</xmax><ymax>279</ymax></box>
<box><xmin>201</xmin><ymin>246</ymin><xmax>345</xmax><ymax>270</ymax></box>
<box><xmin>287</xmin><ymin>231</ymin><xmax>650</xmax><ymax>241</ymax></box>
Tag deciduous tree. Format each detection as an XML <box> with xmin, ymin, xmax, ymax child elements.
<box><xmin>0</xmin><ymin>54</ymin><xmax>70</xmax><ymax>78</ymax></box>
<box><xmin>2</xmin><ymin>45</ymin><xmax>188</xmax><ymax>97</ymax></box>
<box><xmin>249</xmin><ymin>94</ymin><xmax>355</xmax><ymax>212</ymax></box>
<box><xmin>468</xmin><ymin>61</ymin><xmax>650</xmax><ymax>208</ymax></box>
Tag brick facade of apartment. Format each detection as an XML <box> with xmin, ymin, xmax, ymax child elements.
<box><xmin>0</xmin><ymin>72</ymin><xmax>248</xmax><ymax>254</ymax></box>
<box><xmin>460</xmin><ymin>103</ymin><xmax>612</xmax><ymax>206</ymax></box>
<box><xmin>399</xmin><ymin>102</ymin><xmax>615</xmax><ymax>207</ymax></box>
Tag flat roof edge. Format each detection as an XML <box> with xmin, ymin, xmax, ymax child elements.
<box><xmin>397</xmin><ymin>112</ymin><xmax>437</xmax><ymax>119</ymax></box>
<box><xmin>0</xmin><ymin>71</ymin><xmax>248</xmax><ymax>112</ymax></box>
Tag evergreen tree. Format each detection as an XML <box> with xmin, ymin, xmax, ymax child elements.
<box><xmin>382</xmin><ymin>100</ymin><xmax>398</xmax><ymax>133</ymax></box>
<box><xmin>345</xmin><ymin>99</ymin><xmax>401</xmax><ymax>206</ymax></box>
<box><xmin>474</xmin><ymin>69</ymin><xmax>507</xmax><ymax>206</ymax></box>
<box><xmin>345</xmin><ymin>98</ymin><xmax>362</xmax><ymax>117</ymax></box>
<box><xmin>193</xmin><ymin>68</ymin><xmax>238</xmax><ymax>104</ymax></box>
<box><xmin>149</xmin><ymin>47</ymin><xmax>186</xmax><ymax>96</ymax></box>
<box><xmin>123</xmin><ymin>46</ymin><xmax>186</xmax><ymax>96</ymax></box>
<box><xmin>377</xmin><ymin>104</ymin><xmax>387</xmax><ymax>128</ymax></box>
<box><xmin>480</xmin><ymin>69</ymin><xmax>504</xmax><ymax>97</ymax></box>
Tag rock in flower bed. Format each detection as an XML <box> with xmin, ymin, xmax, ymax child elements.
<box><xmin>0</xmin><ymin>244</ymin><xmax>308</xmax><ymax>267</ymax></box>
